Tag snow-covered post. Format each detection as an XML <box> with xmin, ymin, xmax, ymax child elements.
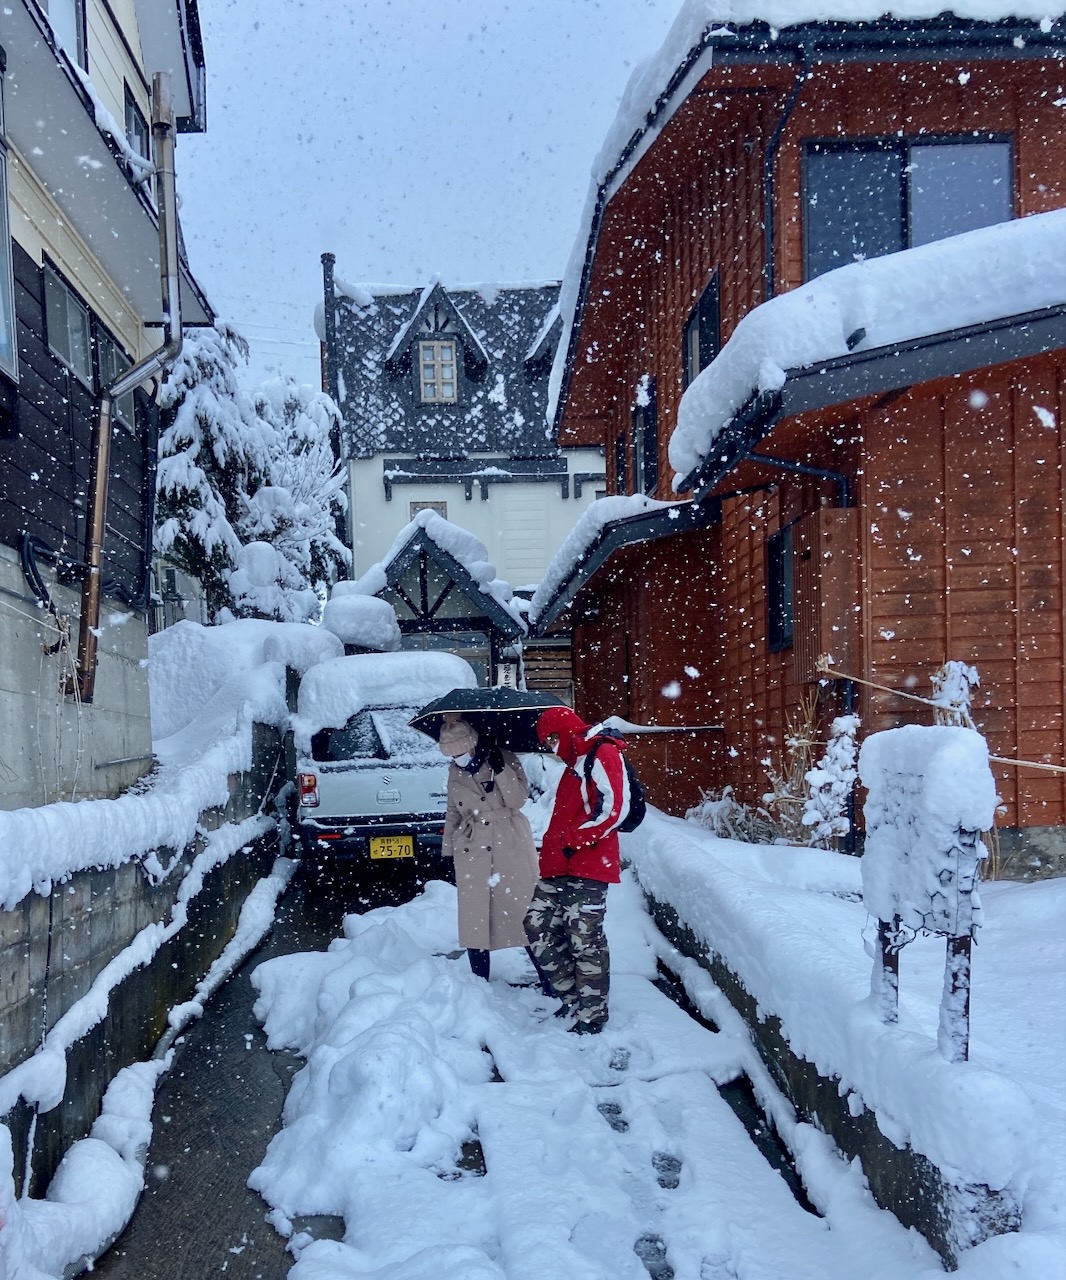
<box><xmin>858</xmin><ymin>725</ymin><xmax>997</xmax><ymax>1062</ymax></box>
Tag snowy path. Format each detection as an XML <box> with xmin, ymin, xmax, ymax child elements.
<box><xmin>249</xmin><ymin>876</ymin><xmax>943</xmax><ymax>1280</ymax></box>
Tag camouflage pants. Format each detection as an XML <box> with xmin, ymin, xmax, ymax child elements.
<box><xmin>524</xmin><ymin>877</ymin><xmax>610</xmax><ymax>1028</ymax></box>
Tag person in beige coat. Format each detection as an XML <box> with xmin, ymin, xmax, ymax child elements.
<box><xmin>438</xmin><ymin>714</ymin><xmax>540</xmax><ymax>981</ymax></box>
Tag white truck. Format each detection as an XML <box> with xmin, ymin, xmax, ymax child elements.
<box><xmin>291</xmin><ymin>650</ymin><xmax>477</xmax><ymax>892</ymax></box>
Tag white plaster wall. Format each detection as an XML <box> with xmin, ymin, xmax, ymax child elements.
<box><xmin>349</xmin><ymin>448</ymin><xmax>605</xmax><ymax>588</ymax></box>
<box><xmin>0</xmin><ymin>547</ymin><xmax>153</xmax><ymax>811</ymax></box>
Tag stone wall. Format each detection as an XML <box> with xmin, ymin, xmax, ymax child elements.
<box><xmin>0</xmin><ymin>722</ymin><xmax>285</xmax><ymax>1196</ymax></box>
<box><xmin>643</xmin><ymin>892</ymin><xmax>1020</xmax><ymax>1268</ymax></box>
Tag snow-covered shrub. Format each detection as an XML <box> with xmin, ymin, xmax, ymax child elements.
<box><xmin>801</xmin><ymin>714</ymin><xmax>860</xmax><ymax>847</ymax></box>
<box><xmin>685</xmin><ymin>786</ymin><xmax>778</xmax><ymax>844</ymax></box>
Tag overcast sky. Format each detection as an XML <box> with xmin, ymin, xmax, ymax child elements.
<box><xmin>178</xmin><ymin>1</ymin><xmax>682</xmax><ymax>387</ymax></box>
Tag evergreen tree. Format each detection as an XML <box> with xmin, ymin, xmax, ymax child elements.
<box><xmin>155</xmin><ymin>326</ymin><xmax>349</xmax><ymax>622</ymax></box>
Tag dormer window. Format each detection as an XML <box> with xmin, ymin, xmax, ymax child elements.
<box><xmin>419</xmin><ymin>339</ymin><xmax>457</xmax><ymax>403</ymax></box>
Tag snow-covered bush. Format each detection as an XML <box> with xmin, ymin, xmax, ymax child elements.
<box><xmin>686</xmin><ymin>785</ymin><xmax>778</xmax><ymax>844</ymax></box>
<box><xmin>801</xmin><ymin>714</ymin><xmax>860</xmax><ymax>847</ymax></box>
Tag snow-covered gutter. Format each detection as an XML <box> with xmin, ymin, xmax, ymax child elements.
<box><xmin>670</xmin><ymin>207</ymin><xmax>1066</xmax><ymax>494</ymax></box>
<box><xmin>75</xmin><ymin>72</ymin><xmax>184</xmax><ymax>702</ymax></box>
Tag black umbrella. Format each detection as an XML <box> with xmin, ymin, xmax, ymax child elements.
<box><xmin>410</xmin><ymin>686</ymin><xmax>567</xmax><ymax>753</ymax></box>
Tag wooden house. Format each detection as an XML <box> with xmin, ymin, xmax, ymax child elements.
<box><xmin>0</xmin><ymin>0</ymin><xmax>212</xmax><ymax>808</ymax></box>
<box><xmin>533</xmin><ymin>6</ymin><xmax>1066</xmax><ymax>868</ymax></box>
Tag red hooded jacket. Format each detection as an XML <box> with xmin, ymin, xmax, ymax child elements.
<box><xmin>535</xmin><ymin>707</ymin><xmax>629</xmax><ymax>883</ymax></box>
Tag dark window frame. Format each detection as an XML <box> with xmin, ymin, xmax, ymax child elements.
<box><xmin>613</xmin><ymin>434</ymin><xmax>627</xmax><ymax>495</ymax></box>
<box><xmin>802</xmin><ymin>133</ymin><xmax>1014</xmax><ymax>282</ymax></box>
<box><xmin>682</xmin><ymin>271</ymin><xmax>720</xmax><ymax>389</ymax></box>
<box><xmin>767</xmin><ymin>523</ymin><xmax>795</xmax><ymax>653</ymax></box>
<box><xmin>632</xmin><ymin>377</ymin><xmax>658</xmax><ymax>497</ymax></box>
<box><xmin>44</xmin><ymin>261</ymin><xmax>136</xmax><ymax>427</ymax></box>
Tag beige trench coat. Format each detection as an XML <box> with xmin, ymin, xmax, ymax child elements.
<box><xmin>442</xmin><ymin>749</ymin><xmax>539</xmax><ymax>951</ymax></box>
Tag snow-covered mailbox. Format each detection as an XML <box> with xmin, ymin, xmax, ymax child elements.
<box><xmin>859</xmin><ymin>725</ymin><xmax>997</xmax><ymax>1063</ymax></box>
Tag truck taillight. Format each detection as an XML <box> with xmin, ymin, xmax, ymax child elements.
<box><xmin>298</xmin><ymin>772</ymin><xmax>319</xmax><ymax>807</ymax></box>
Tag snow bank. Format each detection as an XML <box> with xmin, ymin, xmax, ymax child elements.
<box><xmin>292</xmin><ymin>651</ymin><xmax>478</xmax><ymax>753</ymax></box>
<box><xmin>0</xmin><ymin>621</ymin><xmax>338</xmax><ymax>911</ymax></box>
<box><xmin>627</xmin><ymin>814</ymin><xmax>1035</xmax><ymax>1196</ymax></box>
<box><xmin>149</xmin><ymin>619</ymin><xmax>342</xmax><ymax>739</ymax></box>
<box><xmin>670</xmin><ymin>208</ymin><xmax>1066</xmax><ymax>482</ymax></box>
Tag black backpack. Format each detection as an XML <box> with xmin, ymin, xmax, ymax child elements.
<box><xmin>582</xmin><ymin>734</ymin><xmax>647</xmax><ymax>833</ymax></box>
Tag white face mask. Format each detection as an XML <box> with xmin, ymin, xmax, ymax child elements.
<box><xmin>453</xmin><ymin>752</ymin><xmax>472</xmax><ymax>768</ymax></box>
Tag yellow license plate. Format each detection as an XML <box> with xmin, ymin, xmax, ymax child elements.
<box><xmin>370</xmin><ymin>834</ymin><xmax>414</xmax><ymax>860</ymax></box>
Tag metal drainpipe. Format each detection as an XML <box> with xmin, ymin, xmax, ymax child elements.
<box><xmin>321</xmin><ymin>252</ymin><xmax>339</xmax><ymax>404</ymax></box>
<box><xmin>763</xmin><ymin>44</ymin><xmax>811</xmax><ymax>301</ymax></box>
<box><xmin>74</xmin><ymin>72</ymin><xmax>182</xmax><ymax>703</ymax></box>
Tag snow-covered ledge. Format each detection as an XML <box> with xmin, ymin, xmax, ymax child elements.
<box><xmin>624</xmin><ymin>812</ymin><xmax>1032</xmax><ymax>1265</ymax></box>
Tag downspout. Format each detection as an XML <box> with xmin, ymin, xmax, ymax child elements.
<box><xmin>762</xmin><ymin>44</ymin><xmax>811</xmax><ymax>301</ymax></box>
<box><xmin>321</xmin><ymin>251</ymin><xmax>339</xmax><ymax>404</ymax></box>
<box><xmin>73</xmin><ymin>72</ymin><xmax>182</xmax><ymax>703</ymax></box>
<box><xmin>319</xmin><ymin>250</ymin><xmax>349</xmax><ymax>562</ymax></box>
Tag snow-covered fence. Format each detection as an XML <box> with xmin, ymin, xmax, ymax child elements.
<box><xmin>859</xmin><ymin>725</ymin><xmax>997</xmax><ymax>1062</ymax></box>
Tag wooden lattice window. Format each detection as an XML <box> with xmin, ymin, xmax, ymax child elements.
<box><xmin>418</xmin><ymin>339</ymin><xmax>457</xmax><ymax>403</ymax></box>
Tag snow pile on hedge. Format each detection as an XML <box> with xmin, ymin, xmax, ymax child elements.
<box><xmin>322</xmin><ymin>588</ymin><xmax>402</xmax><ymax>651</ymax></box>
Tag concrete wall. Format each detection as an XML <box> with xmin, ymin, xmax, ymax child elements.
<box><xmin>349</xmin><ymin>448</ymin><xmax>606</xmax><ymax>587</ymax></box>
<box><xmin>0</xmin><ymin>545</ymin><xmax>153</xmax><ymax>811</ymax></box>
<box><xmin>0</xmin><ymin>722</ymin><xmax>285</xmax><ymax>1196</ymax></box>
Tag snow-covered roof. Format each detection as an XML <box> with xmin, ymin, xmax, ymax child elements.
<box><xmin>317</xmin><ymin>277</ymin><xmax>562</xmax><ymax>461</ymax></box>
<box><xmin>670</xmin><ymin>207</ymin><xmax>1066</xmax><ymax>486</ymax></box>
<box><xmin>352</xmin><ymin>509</ymin><xmax>527</xmax><ymax>634</ymax></box>
<box><xmin>528</xmin><ymin>495</ymin><xmax>700</xmax><ymax>628</ymax></box>
<box><xmin>547</xmin><ymin>1</ymin><xmax>1066</xmax><ymax>428</ymax></box>
<box><xmin>383</xmin><ymin>281</ymin><xmax>489</xmax><ymax>367</ymax></box>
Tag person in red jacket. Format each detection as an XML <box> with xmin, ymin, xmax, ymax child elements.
<box><xmin>524</xmin><ymin>706</ymin><xmax>630</xmax><ymax>1035</ymax></box>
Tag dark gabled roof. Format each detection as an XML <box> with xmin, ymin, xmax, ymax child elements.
<box><xmin>328</xmin><ymin>279</ymin><xmax>562</xmax><ymax>461</ymax></box>
<box><xmin>384</xmin><ymin>281</ymin><xmax>489</xmax><ymax>375</ymax></box>
<box><xmin>529</xmin><ymin>500</ymin><xmax>722</xmax><ymax>634</ymax></box>
<box><xmin>378</xmin><ymin>524</ymin><xmax>525</xmax><ymax>641</ymax></box>
<box><xmin>681</xmin><ymin>301</ymin><xmax>1066</xmax><ymax>500</ymax></box>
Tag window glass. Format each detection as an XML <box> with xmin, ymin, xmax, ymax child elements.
<box><xmin>767</xmin><ymin>525</ymin><xmax>794</xmax><ymax>652</ymax></box>
<box><xmin>632</xmin><ymin>379</ymin><xmax>658</xmax><ymax>497</ymax></box>
<box><xmin>124</xmin><ymin>86</ymin><xmax>151</xmax><ymax>163</ymax></box>
<box><xmin>45</xmin><ymin>268</ymin><xmax>93</xmax><ymax>384</ymax></box>
<box><xmin>418</xmin><ymin>339</ymin><xmax>458</xmax><ymax>403</ymax></box>
<box><xmin>909</xmin><ymin>141</ymin><xmax>1012</xmax><ymax>247</ymax></box>
<box><xmin>313</xmin><ymin>711</ymin><xmax>383</xmax><ymax>761</ymax></box>
<box><xmin>46</xmin><ymin>0</ymin><xmax>86</xmax><ymax>67</ymax></box>
<box><xmin>806</xmin><ymin>139</ymin><xmax>1013</xmax><ymax>281</ymax></box>
<box><xmin>806</xmin><ymin>146</ymin><xmax>903</xmax><ymax>279</ymax></box>
<box><xmin>682</xmin><ymin>274</ymin><xmax>720</xmax><ymax>388</ymax></box>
